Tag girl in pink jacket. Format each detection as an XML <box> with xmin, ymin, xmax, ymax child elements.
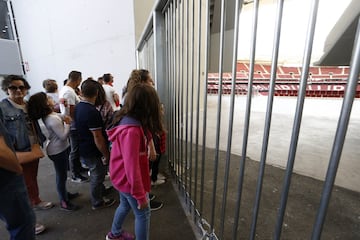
<box><xmin>106</xmin><ymin>83</ymin><xmax>164</xmax><ymax>240</ymax></box>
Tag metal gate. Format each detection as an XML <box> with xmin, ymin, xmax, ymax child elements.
<box><xmin>136</xmin><ymin>0</ymin><xmax>360</xmax><ymax>239</ymax></box>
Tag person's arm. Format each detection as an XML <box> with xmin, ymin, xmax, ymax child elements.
<box><xmin>91</xmin><ymin>129</ymin><xmax>110</xmax><ymax>164</ymax></box>
<box><xmin>149</xmin><ymin>139</ymin><xmax>157</xmax><ymax>161</ymax></box>
<box><xmin>16</xmin><ymin>144</ymin><xmax>44</xmax><ymax>164</ymax></box>
<box><xmin>0</xmin><ymin>136</ymin><xmax>22</xmax><ymax>174</ymax></box>
<box><xmin>121</xmin><ymin>129</ymin><xmax>148</xmax><ymax>208</ymax></box>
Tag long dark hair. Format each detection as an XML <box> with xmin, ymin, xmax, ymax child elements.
<box><xmin>112</xmin><ymin>83</ymin><xmax>164</xmax><ymax>134</ymax></box>
<box><xmin>27</xmin><ymin>92</ymin><xmax>53</xmax><ymax>120</ymax></box>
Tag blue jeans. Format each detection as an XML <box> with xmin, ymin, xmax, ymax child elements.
<box><xmin>48</xmin><ymin>147</ymin><xmax>70</xmax><ymax>202</ymax></box>
<box><xmin>0</xmin><ymin>175</ymin><xmax>36</xmax><ymax>240</ymax></box>
<box><xmin>111</xmin><ymin>192</ymin><xmax>150</xmax><ymax>240</ymax></box>
<box><xmin>80</xmin><ymin>155</ymin><xmax>106</xmax><ymax>206</ymax></box>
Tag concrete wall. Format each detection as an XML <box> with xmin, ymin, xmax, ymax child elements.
<box><xmin>10</xmin><ymin>0</ymin><xmax>137</xmax><ymax>94</ymax></box>
<box><xmin>133</xmin><ymin>0</ymin><xmax>156</xmax><ymax>44</ymax></box>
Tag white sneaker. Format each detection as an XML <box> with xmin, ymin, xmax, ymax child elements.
<box><xmin>35</xmin><ymin>223</ymin><xmax>46</xmax><ymax>235</ymax></box>
<box><xmin>151</xmin><ymin>179</ymin><xmax>165</xmax><ymax>186</ymax></box>
<box><xmin>157</xmin><ymin>173</ymin><xmax>166</xmax><ymax>180</ymax></box>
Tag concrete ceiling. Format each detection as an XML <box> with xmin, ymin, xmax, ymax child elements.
<box><xmin>315</xmin><ymin>0</ymin><xmax>360</xmax><ymax>66</ymax></box>
<box><xmin>211</xmin><ymin>0</ymin><xmax>359</xmax><ymax>66</ymax></box>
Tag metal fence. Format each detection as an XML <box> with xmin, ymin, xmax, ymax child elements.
<box><xmin>136</xmin><ymin>0</ymin><xmax>360</xmax><ymax>239</ymax></box>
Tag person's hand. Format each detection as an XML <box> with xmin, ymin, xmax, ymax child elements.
<box><xmin>63</xmin><ymin>115</ymin><xmax>72</xmax><ymax>124</ymax></box>
<box><xmin>31</xmin><ymin>144</ymin><xmax>45</xmax><ymax>159</ymax></box>
<box><xmin>138</xmin><ymin>201</ymin><xmax>149</xmax><ymax>210</ymax></box>
<box><xmin>149</xmin><ymin>149</ymin><xmax>157</xmax><ymax>161</ymax></box>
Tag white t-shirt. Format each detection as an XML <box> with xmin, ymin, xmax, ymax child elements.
<box><xmin>58</xmin><ymin>86</ymin><xmax>80</xmax><ymax>115</ymax></box>
<box><xmin>102</xmin><ymin>84</ymin><xmax>120</xmax><ymax>111</ymax></box>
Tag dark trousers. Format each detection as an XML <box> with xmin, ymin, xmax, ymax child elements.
<box><xmin>69</xmin><ymin>130</ymin><xmax>82</xmax><ymax>178</ymax></box>
<box><xmin>49</xmin><ymin>147</ymin><xmax>70</xmax><ymax>202</ymax></box>
<box><xmin>150</xmin><ymin>154</ymin><xmax>162</xmax><ymax>182</ymax></box>
<box><xmin>0</xmin><ymin>175</ymin><xmax>36</xmax><ymax>240</ymax></box>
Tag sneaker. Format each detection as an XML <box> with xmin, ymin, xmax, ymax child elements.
<box><xmin>149</xmin><ymin>193</ymin><xmax>156</xmax><ymax>201</ymax></box>
<box><xmin>92</xmin><ymin>198</ymin><xmax>116</xmax><ymax>210</ymax></box>
<box><xmin>151</xmin><ymin>179</ymin><xmax>165</xmax><ymax>186</ymax></box>
<box><xmin>71</xmin><ymin>175</ymin><xmax>89</xmax><ymax>183</ymax></box>
<box><xmin>150</xmin><ymin>200</ymin><xmax>163</xmax><ymax>211</ymax></box>
<box><xmin>68</xmin><ymin>192</ymin><xmax>80</xmax><ymax>200</ymax></box>
<box><xmin>60</xmin><ymin>200</ymin><xmax>80</xmax><ymax>212</ymax></box>
<box><xmin>106</xmin><ymin>230</ymin><xmax>135</xmax><ymax>240</ymax></box>
<box><xmin>105</xmin><ymin>171</ymin><xmax>110</xmax><ymax>180</ymax></box>
<box><xmin>103</xmin><ymin>186</ymin><xmax>114</xmax><ymax>196</ymax></box>
<box><xmin>157</xmin><ymin>173</ymin><xmax>166</xmax><ymax>180</ymax></box>
<box><xmin>35</xmin><ymin>223</ymin><xmax>46</xmax><ymax>235</ymax></box>
<box><xmin>33</xmin><ymin>201</ymin><xmax>54</xmax><ymax>210</ymax></box>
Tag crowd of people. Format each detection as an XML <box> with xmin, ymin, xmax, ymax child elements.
<box><xmin>0</xmin><ymin>69</ymin><xmax>167</xmax><ymax>240</ymax></box>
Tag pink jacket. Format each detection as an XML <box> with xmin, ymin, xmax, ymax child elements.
<box><xmin>107</xmin><ymin>116</ymin><xmax>150</xmax><ymax>206</ymax></box>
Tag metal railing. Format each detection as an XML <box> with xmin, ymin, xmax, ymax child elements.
<box><xmin>136</xmin><ymin>0</ymin><xmax>360</xmax><ymax>239</ymax></box>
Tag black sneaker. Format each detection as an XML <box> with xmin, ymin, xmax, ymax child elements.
<box><xmin>71</xmin><ymin>175</ymin><xmax>89</xmax><ymax>183</ymax></box>
<box><xmin>149</xmin><ymin>193</ymin><xmax>156</xmax><ymax>201</ymax></box>
<box><xmin>103</xmin><ymin>186</ymin><xmax>114</xmax><ymax>196</ymax></box>
<box><xmin>92</xmin><ymin>198</ymin><xmax>116</xmax><ymax>210</ymax></box>
<box><xmin>60</xmin><ymin>201</ymin><xmax>80</xmax><ymax>212</ymax></box>
<box><xmin>150</xmin><ymin>200</ymin><xmax>163</xmax><ymax>211</ymax></box>
<box><xmin>68</xmin><ymin>192</ymin><xmax>80</xmax><ymax>200</ymax></box>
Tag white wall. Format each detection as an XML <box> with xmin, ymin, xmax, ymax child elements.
<box><xmin>11</xmin><ymin>0</ymin><xmax>136</xmax><ymax>95</ymax></box>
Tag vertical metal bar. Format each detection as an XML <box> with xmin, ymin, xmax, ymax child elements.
<box><xmin>184</xmin><ymin>0</ymin><xmax>189</xmax><ymax>190</ymax></box>
<box><xmin>232</xmin><ymin>0</ymin><xmax>260</xmax><ymax>239</ymax></box>
<box><xmin>210</xmin><ymin>0</ymin><xmax>227</xmax><ymax>230</ymax></box>
<box><xmin>177</xmin><ymin>0</ymin><xmax>184</xmax><ymax>187</ymax></box>
<box><xmin>311</xmin><ymin>17</ymin><xmax>360</xmax><ymax>240</ymax></box>
<box><xmin>200</xmin><ymin>0</ymin><xmax>210</xmax><ymax>215</ymax></box>
<box><xmin>219</xmin><ymin>0</ymin><xmax>244</xmax><ymax>238</ymax></box>
<box><xmin>189</xmin><ymin>0</ymin><xmax>195</xmax><ymax>200</ymax></box>
<box><xmin>194</xmin><ymin>0</ymin><xmax>202</xmax><ymax>209</ymax></box>
<box><xmin>274</xmin><ymin>1</ymin><xmax>320</xmax><ymax>239</ymax></box>
<box><xmin>172</xmin><ymin>2</ymin><xmax>179</xmax><ymax>179</ymax></box>
<box><xmin>164</xmin><ymin>10</ymin><xmax>172</xmax><ymax>169</ymax></box>
<box><xmin>175</xmin><ymin>1</ymin><xmax>181</xmax><ymax>180</ymax></box>
<box><xmin>167</xmin><ymin>4</ymin><xmax>176</xmax><ymax>172</ymax></box>
<box><xmin>249</xmin><ymin>0</ymin><xmax>285</xmax><ymax>239</ymax></box>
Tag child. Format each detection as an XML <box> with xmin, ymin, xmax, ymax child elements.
<box><xmin>150</xmin><ymin>103</ymin><xmax>167</xmax><ymax>185</ymax></box>
<box><xmin>27</xmin><ymin>92</ymin><xmax>80</xmax><ymax>211</ymax></box>
<box><xmin>106</xmin><ymin>83</ymin><xmax>164</xmax><ymax>240</ymax></box>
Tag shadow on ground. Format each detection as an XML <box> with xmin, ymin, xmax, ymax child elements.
<box><xmin>174</xmin><ymin>146</ymin><xmax>360</xmax><ymax>240</ymax></box>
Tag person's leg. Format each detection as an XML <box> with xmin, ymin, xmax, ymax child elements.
<box><xmin>21</xmin><ymin>159</ymin><xmax>41</xmax><ymax>206</ymax></box>
<box><xmin>0</xmin><ymin>175</ymin><xmax>36</xmax><ymax>240</ymax></box>
<box><xmin>82</xmin><ymin>156</ymin><xmax>106</xmax><ymax>206</ymax></box>
<box><xmin>110</xmin><ymin>192</ymin><xmax>131</xmax><ymax>235</ymax></box>
<box><xmin>123</xmin><ymin>192</ymin><xmax>150</xmax><ymax>240</ymax></box>
<box><xmin>151</xmin><ymin>154</ymin><xmax>161</xmax><ymax>182</ymax></box>
<box><xmin>48</xmin><ymin>148</ymin><xmax>70</xmax><ymax>202</ymax></box>
<box><xmin>68</xmin><ymin>130</ymin><xmax>84</xmax><ymax>180</ymax></box>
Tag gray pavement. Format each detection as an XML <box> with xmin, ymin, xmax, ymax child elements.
<box><xmin>0</xmin><ymin>157</ymin><xmax>197</xmax><ymax>240</ymax></box>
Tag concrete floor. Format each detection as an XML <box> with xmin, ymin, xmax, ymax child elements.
<box><xmin>0</xmin><ymin>158</ymin><xmax>197</xmax><ymax>240</ymax></box>
<box><xmin>1</xmin><ymin>95</ymin><xmax>359</xmax><ymax>239</ymax></box>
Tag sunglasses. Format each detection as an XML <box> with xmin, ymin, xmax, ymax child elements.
<box><xmin>8</xmin><ymin>85</ymin><xmax>27</xmax><ymax>91</ymax></box>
